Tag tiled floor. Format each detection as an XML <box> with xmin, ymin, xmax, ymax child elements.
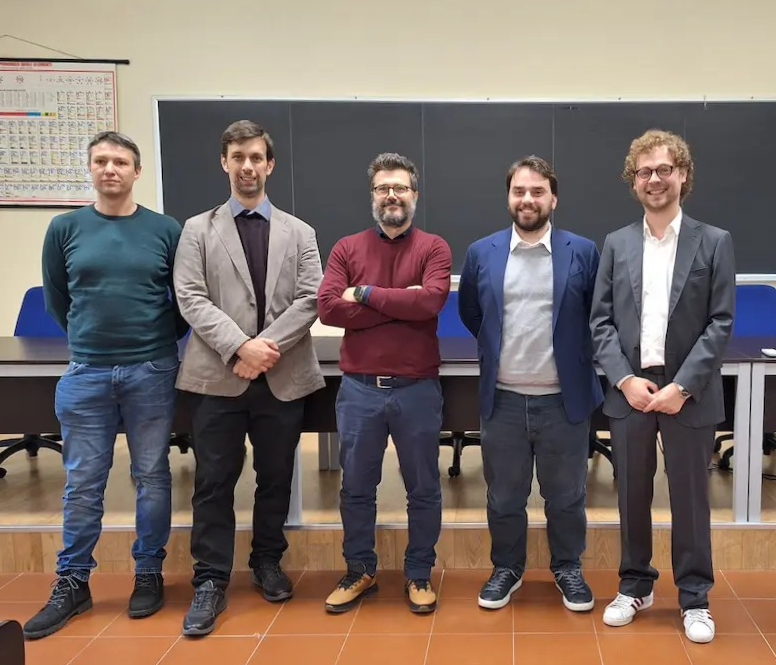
<box><xmin>3</xmin><ymin>569</ymin><xmax>776</xmax><ymax>664</ymax></box>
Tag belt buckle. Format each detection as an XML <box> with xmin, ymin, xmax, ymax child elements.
<box><xmin>376</xmin><ymin>375</ymin><xmax>393</xmax><ymax>389</ymax></box>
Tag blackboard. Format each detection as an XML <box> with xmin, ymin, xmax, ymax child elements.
<box><xmin>156</xmin><ymin>99</ymin><xmax>776</xmax><ymax>273</ymax></box>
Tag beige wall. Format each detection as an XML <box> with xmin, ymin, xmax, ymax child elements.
<box><xmin>2</xmin><ymin>0</ymin><xmax>775</xmax><ymax>334</ymax></box>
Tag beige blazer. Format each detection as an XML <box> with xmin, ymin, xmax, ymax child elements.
<box><xmin>173</xmin><ymin>201</ymin><xmax>325</xmax><ymax>400</ymax></box>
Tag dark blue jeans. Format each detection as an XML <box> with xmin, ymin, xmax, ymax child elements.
<box><xmin>336</xmin><ymin>374</ymin><xmax>443</xmax><ymax>579</ymax></box>
<box><xmin>481</xmin><ymin>390</ymin><xmax>590</xmax><ymax>576</ymax></box>
<box><xmin>54</xmin><ymin>355</ymin><xmax>179</xmax><ymax>577</ymax></box>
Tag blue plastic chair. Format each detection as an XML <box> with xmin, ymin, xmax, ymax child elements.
<box><xmin>437</xmin><ymin>291</ymin><xmax>478</xmax><ymax>477</ymax></box>
<box><xmin>0</xmin><ymin>287</ymin><xmax>64</xmax><ymax>479</ymax></box>
<box><xmin>717</xmin><ymin>284</ymin><xmax>776</xmax><ymax>470</ymax></box>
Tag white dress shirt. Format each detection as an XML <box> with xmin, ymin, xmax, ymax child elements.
<box><xmin>640</xmin><ymin>210</ymin><xmax>682</xmax><ymax>368</ymax></box>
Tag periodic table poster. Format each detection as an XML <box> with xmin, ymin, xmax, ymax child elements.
<box><xmin>0</xmin><ymin>61</ymin><xmax>119</xmax><ymax>207</ymax></box>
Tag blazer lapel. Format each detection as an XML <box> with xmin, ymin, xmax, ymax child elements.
<box><xmin>627</xmin><ymin>222</ymin><xmax>644</xmax><ymax>319</ymax></box>
<box><xmin>489</xmin><ymin>229</ymin><xmax>511</xmax><ymax>328</ymax></box>
<box><xmin>264</xmin><ymin>205</ymin><xmax>290</xmax><ymax>311</ymax></box>
<box><xmin>668</xmin><ymin>217</ymin><xmax>702</xmax><ymax>318</ymax></box>
<box><xmin>551</xmin><ymin>231</ymin><xmax>573</xmax><ymax>333</ymax></box>
<box><xmin>212</xmin><ymin>203</ymin><xmax>254</xmax><ymax>297</ymax></box>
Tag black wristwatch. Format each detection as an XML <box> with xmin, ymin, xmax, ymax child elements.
<box><xmin>353</xmin><ymin>285</ymin><xmax>367</xmax><ymax>303</ymax></box>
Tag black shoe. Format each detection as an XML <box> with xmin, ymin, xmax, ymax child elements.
<box><xmin>251</xmin><ymin>563</ymin><xmax>293</xmax><ymax>602</ymax></box>
<box><xmin>128</xmin><ymin>573</ymin><xmax>165</xmax><ymax>618</ymax></box>
<box><xmin>23</xmin><ymin>575</ymin><xmax>93</xmax><ymax>639</ymax></box>
<box><xmin>182</xmin><ymin>580</ymin><xmax>227</xmax><ymax>637</ymax></box>
<box><xmin>477</xmin><ymin>567</ymin><xmax>522</xmax><ymax>610</ymax></box>
<box><xmin>554</xmin><ymin>568</ymin><xmax>595</xmax><ymax>612</ymax></box>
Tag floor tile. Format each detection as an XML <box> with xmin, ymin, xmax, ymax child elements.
<box><xmin>517</xmin><ymin>570</ymin><xmax>561</xmax><ymax>600</ymax></box>
<box><xmin>722</xmin><ymin>571</ymin><xmax>776</xmax><ymax>599</ymax></box>
<box><xmin>70</xmin><ymin>636</ymin><xmax>177</xmax><ymax>665</ymax></box>
<box><xmin>102</xmin><ymin>601</ymin><xmax>188</xmax><ymax>637</ymax></box>
<box><xmin>653</xmin><ymin>571</ymin><xmax>736</xmax><ymax>601</ymax></box>
<box><xmin>513</xmin><ymin>598</ymin><xmax>595</xmax><ymax>633</ymax></box>
<box><xmin>594</xmin><ymin>597</ymin><xmax>680</xmax><ymax>634</ymax></box>
<box><xmin>0</xmin><ymin>573</ymin><xmax>56</xmax><ymax>601</ymax></box>
<box><xmin>23</xmin><ymin>636</ymin><xmax>93</xmax><ymax>665</ymax></box>
<box><xmin>598</xmin><ymin>634</ymin><xmax>690</xmax><ymax>665</ymax></box>
<box><xmin>743</xmin><ymin>600</ymin><xmax>776</xmax><ymax>633</ymax></box>
<box><xmin>584</xmin><ymin>569</ymin><xmax>621</xmax><ymax>599</ymax></box>
<box><xmin>350</xmin><ymin>599</ymin><xmax>435</xmax><ymax>635</ymax></box>
<box><xmin>268</xmin><ymin>599</ymin><xmax>356</xmax><ymax>635</ymax></box>
<box><xmin>433</xmin><ymin>598</ymin><xmax>513</xmax><ymax>634</ymax></box>
<box><xmin>289</xmin><ymin>571</ymin><xmax>346</xmax><ymax>600</ymax></box>
<box><xmin>211</xmin><ymin>597</ymin><xmax>282</xmax><ymax>636</ymax></box>
<box><xmin>337</xmin><ymin>634</ymin><xmax>429</xmax><ymax>665</ymax></box>
<box><xmin>683</xmin><ymin>634</ymin><xmax>776</xmax><ymax>665</ymax></box>
<box><xmin>761</xmin><ymin>634</ymin><xmax>776</xmax><ymax>655</ymax></box>
<box><xmin>248</xmin><ymin>635</ymin><xmax>345</xmax><ymax>665</ymax></box>
<box><xmin>513</xmin><ymin>634</ymin><xmax>602</xmax><ymax>664</ymax></box>
<box><xmin>159</xmin><ymin>636</ymin><xmax>259</xmax><ymax>665</ymax></box>
<box><xmin>0</xmin><ymin>573</ymin><xmax>20</xmax><ymax>591</ymax></box>
<box><xmin>437</xmin><ymin>569</ymin><xmax>489</xmax><ymax>600</ymax></box>
<box><xmin>426</xmin><ymin>633</ymin><xmax>512</xmax><ymax>665</ymax></box>
<box><xmin>678</xmin><ymin>598</ymin><xmax>757</xmax><ymax>634</ymax></box>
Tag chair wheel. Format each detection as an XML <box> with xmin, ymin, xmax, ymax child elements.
<box><xmin>0</xmin><ymin>467</ymin><xmax>7</xmax><ymax>479</ymax></box>
<box><xmin>448</xmin><ymin>466</ymin><xmax>460</xmax><ymax>478</ymax></box>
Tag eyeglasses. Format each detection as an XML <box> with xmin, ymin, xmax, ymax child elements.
<box><xmin>372</xmin><ymin>184</ymin><xmax>413</xmax><ymax>196</ymax></box>
<box><xmin>635</xmin><ymin>164</ymin><xmax>675</xmax><ymax>181</ymax></box>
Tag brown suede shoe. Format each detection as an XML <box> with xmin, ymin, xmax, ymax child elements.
<box><xmin>405</xmin><ymin>578</ymin><xmax>437</xmax><ymax>613</ymax></box>
<box><xmin>325</xmin><ymin>564</ymin><xmax>378</xmax><ymax>613</ymax></box>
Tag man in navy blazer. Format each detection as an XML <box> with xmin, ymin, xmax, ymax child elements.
<box><xmin>458</xmin><ymin>156</ymin><xmax>603</xmax><ymax>612</ymax></box>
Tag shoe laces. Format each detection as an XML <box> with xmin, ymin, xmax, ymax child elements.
<box><xmin>483</xmin><ymin>567</ymin><xmax>517</xmax><ymax>594</ymax></box>
<box><xmin>408</xmin><ymin>579</ymin><xmax>430</xmax><ymax>592</ymax></box>
<box><xmin>46</xmin><ymin>575</ymin><xmax>80</xmax><ymax>610</ymax></box>
<box><xmin>191</xmin><ymin>582</ymin><xmax>220</xmax><ymax>611</ymax></box>
<box><xmin>258</xmin><ymin>563</ymin><xmax>282</xmax><ymax>576</ymax></box>
<box><xmin>134</xmin><ymin>573</ymin><xmax>160</xmax><ymax>590</ymax></box>
<box><xmin>555</xmin><ymin>569</ymin><xmax>587</xmax><ymax>595</ymax></box>
<box><xmin>337</xmin><ymin>568</ymin><xmax>367</xmax><ymax>590</ymax></box>
<box><xmin>683</xmin><ymin>608</ymin><xmax>713</xmax><ymax>627</ymax></box>
<box><xmin>609</xmin><ymin>592</ymin><xmax>638</xmax><ymax>611</ymax></box>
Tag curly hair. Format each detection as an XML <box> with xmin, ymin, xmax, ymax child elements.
<box><xmin>622</xmin><ymin>129</ymin><xmax>694</xmax><ymax>201</ymax></box>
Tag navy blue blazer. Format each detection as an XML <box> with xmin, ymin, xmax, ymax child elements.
<box><xmin>458</xmin><ymin>226</ymin><xmax>604</xmax><ymax>423</ymax></box>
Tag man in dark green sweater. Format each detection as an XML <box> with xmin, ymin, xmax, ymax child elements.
<box><xmin>24</xmin><ymin>131</ymin><xmax>187</xmax><ymax>640</ymax></box>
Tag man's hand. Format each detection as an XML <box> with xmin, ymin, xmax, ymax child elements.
<box><xmin>236</xmin><ymin>337</ymin><xmax>280</xmax><ymax>372</ymax></box>
<box><xmin>233</xmin><ymin>359</ymin><xmax>261</xmax><ymax>380</ymax></box>
<box><xmin>621</xmin><ymin>376</ymin><xmax>659</xmax><ymax>411</ymax></box>
<box><xmin>342</xmin><ymin>287</ymin><xmax>357</xmax><ymax>302</ymax></box>
<box><xmin>644</xmin><ymin>383</ymin><xmax>687</xmax><ymax>415</ymax></box>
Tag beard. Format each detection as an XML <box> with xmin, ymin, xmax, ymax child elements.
<box><xmin>510</xmin><ymin>203</ymin><xmax>551</xmax><ymax>233</ymax></box>
<box><xmin>234</xmin><ymin>173</ymin><xmax>263</xmax><ymax>198</ymax></box>
<box><xmin>372</xmin><ymin>196</ymin><xmax>416</xmax><ymax>227</ymax></box>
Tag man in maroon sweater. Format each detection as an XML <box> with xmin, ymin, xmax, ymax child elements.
<box><xmin>318</xmin><ymin>153</ymin><xmax>452</xmax><ymax>614</ymax></box>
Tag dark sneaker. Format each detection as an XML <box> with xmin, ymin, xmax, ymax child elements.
<box><xmin>128</xmin><ymin>573</ymin><xmax>165</xmax><ymax>618</ymax></box>
<box><xmin>251</xmin><ymin>563</ymin><xmax>293</xmax><ymax>602</ymax></box>
<box><xmin>477</xmin><ymin>567</ymin><xmax>522</xmax><ymax>610</ymax></box>
<box><xmin>182</xmin><ymin>580</ymin><xmax>227</xmax><ymax>637</ymax></box>
<box><xmin>405</xmin><ymin>578</ymin><xmax>437</xmax><ymax>613</ymax></box>
<box><xmin>23</xmin><ymin>575</ymin><xmax>92</xmax><ymax>639</ymax></box>
<box><xmin>324</xmin><ymin>562</ymin><xmax>378</xmax><ymax>613</ymax></box>
<box><xmin>554</xmin><ymin>568</ymin><xmax>595</xmax><ymax>612</ymax></box>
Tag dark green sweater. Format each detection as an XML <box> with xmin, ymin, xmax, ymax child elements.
<box><xmin>42</xmin><ymin>204</ymin><xmax>188</xmax><ymax>365</ymax></box>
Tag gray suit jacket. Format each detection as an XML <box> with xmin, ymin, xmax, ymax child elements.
<box><xmin>173</xmin><ymin>201</ymin><xmax>325</xmax><ymax>400</ymax></box>
<box><xmin>590</xmin><ymin>215</ymin><xmax>735</xmax><ymax>428</ymax></box>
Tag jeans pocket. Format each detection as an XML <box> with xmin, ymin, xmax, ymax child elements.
<box><xmin>145</xmin><ymin>355</ymin><xmax>180</xmax><ymax>373</ymax></box>
<box><xmin>63</xmin><ymin>361</ymin><xmax>88</xmax><ymax>376</ymax></box>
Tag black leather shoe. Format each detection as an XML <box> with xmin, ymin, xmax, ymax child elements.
<box><xmin>252</xmin><ymin>563</ymin><xmax>293</xmax><ymax>602</ymax></box>
<box><xmin>182</xmin><ymin>580</ymin><xmax>227</xmax><ymax>637</ymax></box>
<box><xmin>23</xmin><ymin>575</ymin><xmax>93</xmax><ymax>639</ymax></box>
<box><xmin>128</xmin><ymin>573</ymin><xmax>165</xmax><ymax>618</ymax></box>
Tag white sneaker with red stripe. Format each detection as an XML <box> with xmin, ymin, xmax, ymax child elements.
<box><xmin>602</xmin><ymin>592</ymin><xmax>654</xmax><ymax>627</ymax></box>
<box><xmin>682</xmin><ymin>608</ymin><xmax>715</xmax><ymax>643</ymax></box>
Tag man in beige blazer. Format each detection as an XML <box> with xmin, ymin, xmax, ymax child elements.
<box><xmin>173</xmin><ymin>120</ymin><xmax>324</xmax><ymax>637</ymax></box>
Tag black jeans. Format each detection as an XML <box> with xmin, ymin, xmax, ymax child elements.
<box><xmin>188</xmin><ymin>376</ymin><xmax>304</xmax><ymax>588</ymax></box>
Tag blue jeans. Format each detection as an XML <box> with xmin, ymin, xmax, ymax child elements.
<box><xmin>481</xmin><ymin>390</ymin><xmax>590</xmax><ymax>576</ymax></box>
<box><xmin>54</xmin><ymin>355</ymin><xmax>178</xmax><ymax>577</ymax></box>
<box><xmin>336</xmin><ymin>374</ymin><xmax>443</xmax><ymax>579</ymax></box>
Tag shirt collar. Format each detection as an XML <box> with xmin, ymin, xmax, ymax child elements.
<box><xmin>510</xmin><ymin>222</ymin><xmax>552</xmax><ymax>254</ymax></box>
<box><xmin>376</xmin><ymin>223</ymin><xmax>412</xmax><ymax>240</ymax></box>
<box><xmin>643</xmin><ymin>208</ymin><xmax>682</xmax><ymax>240</ymax></box>
<box><xmin>229</xmin><ymin>195</ymin><xmax>272</xmax><ymax>221</ymax></box>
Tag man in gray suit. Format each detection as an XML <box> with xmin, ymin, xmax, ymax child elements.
<box><xmin>173</xmin><ymin>120</ymin><xmax>324</xmax><ymax>636</ymax></box>
<box><xmin>590</xmin><ymin>129</ymin><xmax>735</xmax><ymax>644</ymax></box>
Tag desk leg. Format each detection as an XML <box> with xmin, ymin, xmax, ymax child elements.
<box><xmin>732</xmin><ymin>364</ymin><xmax>752</xmax><ymax>523</ymax></box>
<box><xmin>318</xmin><ymin>433</ymin><xmax>330</xmax><ymax>470</ymax></box>
<box><xmin>329</xmin><ymin>434</ymin><xmax>340</xmax><ymax>472</ymax></box>
<box><xmin>287</xmin><ymin>444</ymin><xmax>303</xmax><ymax>526</ymax></box>
<box><xmin>749</xmin><ymin>363</ymin><xmax>765</xmax><ymax>523</ymax></box>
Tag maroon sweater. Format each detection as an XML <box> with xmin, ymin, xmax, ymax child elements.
<box><xmin>318</xmin><ymin>226</ymin><xmax>452</xmax><ymax>377</ymax></box>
